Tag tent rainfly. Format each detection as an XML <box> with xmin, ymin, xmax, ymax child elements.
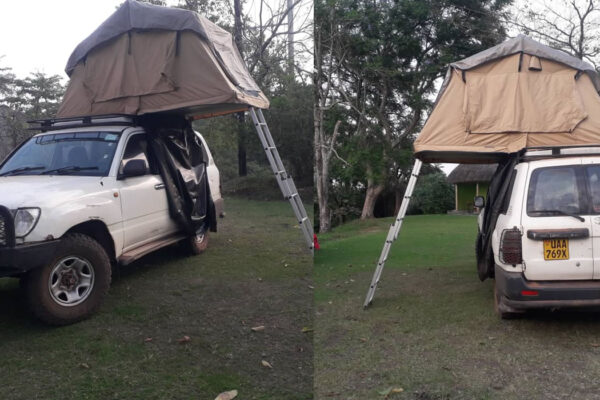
<box><xmin>414</xmin><ymin>34</ymin><xmax>600</xmax><ymax>164</ymax></box>
<box><xmin>364</xmin><ymin>35</ymin><xmax>600</xmax><ymax>307</ymax></box>
<box><xmin>58</xmin><ymin>0</ymin><xmax>269</xmax><ymax>119</ymax></box>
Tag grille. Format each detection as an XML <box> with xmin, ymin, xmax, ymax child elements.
<box><xmin>0</xmin><ymin>206</ymin><xmax>14</xmax><ymax>248</ymax></box>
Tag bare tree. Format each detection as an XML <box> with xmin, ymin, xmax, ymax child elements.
<box><xmin>511</xmin><ymin>0</ymin><xmax>600</xmax><ymax>69</ymax></box>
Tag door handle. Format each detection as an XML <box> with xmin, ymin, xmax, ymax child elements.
<box><xmin>154</xmin><ymin>183</ymin><xmax>165</xmax><ymax>190</ymax></box>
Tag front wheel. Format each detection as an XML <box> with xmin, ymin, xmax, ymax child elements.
<box><xmin>25</xmin><ymin>233</ymin><xmax>111</xmax><ymax>325</ymax></box>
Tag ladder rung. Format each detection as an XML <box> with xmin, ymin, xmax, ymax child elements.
<box><xmin>299</xmin><ymin>217</ymin><xmax>309</xmax><ymax>223</ymax></box>
<box><xmin>265</xmin><ymin>146</ymin><xmax>276</xmax><ymax>150</ymax></box>
<box><xmin>287</xmin><ymin>193</ymin><xmax>299</xmax><ymax>199</ymax></box>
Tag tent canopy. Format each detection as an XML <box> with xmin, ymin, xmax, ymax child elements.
<box><xmin>414</xmin><ymin>35</ymin><xmax>600</xmax><ymax>164</ymax></box>
<box><xmin>57</xmin><ymin>0</ymin><xmax>268</xmax><ymax>119</ymax></box>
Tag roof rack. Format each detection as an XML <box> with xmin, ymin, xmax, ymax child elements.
<box><xmin>521</xmin><ymin>145</ymin><xmax>600</xmax><ymax>160</ymax></box>
<box><xmin>28</xmin><ymin>114</ymin><xmax>138</xmax><ymax>132</ymax></box>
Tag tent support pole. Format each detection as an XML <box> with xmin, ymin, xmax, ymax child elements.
<box><xmin>363</xmin><ymin>159</ymin><xmax>423</xmax><ymax>308</ymax></box>
<box><xmin>249</xmin><ymin>107</ymin><xmax>314</xmax><ymax>250</ymax></box>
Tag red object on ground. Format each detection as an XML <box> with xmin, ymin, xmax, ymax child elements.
<box><xmin>314</xmin><ymin>234</ymin><xmax>320</xmax><ymax>250</ymax></box>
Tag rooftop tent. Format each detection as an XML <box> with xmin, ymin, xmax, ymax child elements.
<box><xmin>57</xmin><ymin>0</ymin><xmax>269</xmax><ymax>119</ymax></box>
<box><xmin>413</xmin><ymin>35</ymin><xmax>600</xmax><ymax>164</ymax></box>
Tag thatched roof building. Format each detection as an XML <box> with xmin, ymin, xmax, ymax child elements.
<box><xmin>447</xmin><ymin>164</ymin><xmax>497</xmax><ymax>184</ymax></box>
<box><xmin>447</xmin><ymin>164</ymin><xmax>497</xmax><ymax>212</ymax></box>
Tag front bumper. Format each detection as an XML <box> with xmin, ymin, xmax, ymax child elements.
<box><xmin>495</xmin><ymin>264</ymin><xmax>600</xmax><ymax>310</ymax></box>
<box><xmin>0</xmin><ymin>240</ymin><xmax>60</xmax><ymax>277</ymax></box>
<box><xmin>0</xmin><ymin>205</ymin><xmax>59</xmax><ymax>277</ymax></box>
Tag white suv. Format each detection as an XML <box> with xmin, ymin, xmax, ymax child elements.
<box><xmin>477</xmin><ymin>147</ymin><xmax>600</xmax><ymax>318</ymax></box>
<box><xmin>0</xmin><ymin>115</ymin><xmax>223</xmax><ymax>325</ymax></box>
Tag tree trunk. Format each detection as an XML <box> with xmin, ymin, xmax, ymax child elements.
<box><xmin>233</xmin><ymin>0</ymin><xmax>247</xmax><ymax>176</ymax></box>
<box><xmin>361</xmin><ymin>182</ymin><xmax>385</xmax><ymax>219</ymax></box>
<box><xmin>236</xmin><ymin>113</ymin><xmax>247</xmax><ymax>176</ymax></box>
<box><xmin>286</xmin><ymin>0</ymin><xmax>294</xmax><ymax>76</ymax></box>
<box><xmin>314</xmin><ymin>93</ymin><xmax>330</xmax><ymax>233</ymax></box>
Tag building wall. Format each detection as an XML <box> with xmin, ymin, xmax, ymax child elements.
<box><xmin>456</xmin><ymin>183</ymin><xmax>477</xmax><ymax>211</ymax></box>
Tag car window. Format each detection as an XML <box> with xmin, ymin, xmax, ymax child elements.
<box><xmin>0</xmin><ymin>131</ymin><xmax>119</xmax><ymax>176</ymax></box>
<box><xmin>586</xmin><ymin>166</ymin><xmax>600</xmax><ymax>213</ymax></box>
<box><xmin>527</xmin><ymin>166</ymin><xmax>582</xmax><ymax>216</ymax></box>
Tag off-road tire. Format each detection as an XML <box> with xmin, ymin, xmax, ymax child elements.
<box><xmin>25</xmin><ymin>233</ymin><xmax>111</xmax><ymax>325</ymax></box>
<box><xmin>188</xmin><ymin>229</ymin><xmax>209</xmax><ymax>255</ymax></box>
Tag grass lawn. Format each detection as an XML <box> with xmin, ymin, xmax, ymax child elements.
<box><xmin>0</xmin><ymin>197</ymin><xmax>313</xmax><ymax>400</ymax></box>
<box><xmin>315</xmin><ymin>214</ymin><xmax>600</xmax><ymax>400</ymax></box>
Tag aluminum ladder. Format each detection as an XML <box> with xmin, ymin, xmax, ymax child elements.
<box><xmin>250</xmin><ymin>107</ymin><xmax>314</xmax><ymax>250</ymax></box>
<box><xmin>363</xmin><ymin>159</ymin><xmax>422</xmax><ymax>308</ymax></box>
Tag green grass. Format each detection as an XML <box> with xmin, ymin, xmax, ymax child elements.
<box><xmin>0</xmin><ymin>197</ymin><xmax>313</xmax><ymax>400</ymax></box>
<box><xmin>315</xmin><ymin>215</ymin><xmax>600</xmax><ymax>400</ymax></box>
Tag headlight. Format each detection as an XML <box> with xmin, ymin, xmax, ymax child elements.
<box><xmin>14</xmin><ymin>208</ymin><xmax>41</xmax><ymax>237</ymax></box>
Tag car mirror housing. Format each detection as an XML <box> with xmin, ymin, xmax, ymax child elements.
<box><xmin>474</xmin><ymin>196</ymin><xmax>485</xmax><ymax>208</ymax></box>
<box><xmin>120</xmin><ymin>159</ymin><xmax>147</xmax><ymax>179</ymax></box>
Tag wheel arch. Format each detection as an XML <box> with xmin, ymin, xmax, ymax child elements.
<box><xmin>64</xmin><ymin>220</ymin><xmax>116</xmax><ymax>262</ymax></box>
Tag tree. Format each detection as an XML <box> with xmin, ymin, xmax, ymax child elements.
<box><xmin>511</xmin><ymin>0</ymin><xmax>600</xmax><ymax>69</ymax></box>
<box><xmin>407</xmin><ymin>172</ymin><xmax>455</xmax><ymax>215</ymax></box>
<box><xmin>315</xmin><ymin>0</ymin><xmax>512</xmax><ymax>227</ymax></box>
<box><xmin>4</xmin><ymin>72</ymin><xmax>64</xmax><ymax>120</ymax></box>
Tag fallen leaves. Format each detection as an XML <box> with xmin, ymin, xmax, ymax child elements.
<box><xmin>261</xmin><ymin>360</ymin><xmax>273</xmax><ymax>369</ymax></box>
<box><xmin>143</xmin><ymin>337</ymin><xmax>153</xmax><ymax>343</ymax></box>
<box><xmin>378</xmin><ymin>387</ymin><xmax>404</xmax><ymax>398</ymax></box>
<box><xmin>79</xmin><ymin>363</ymin><xmax>90</xmax><ymax>369</ymax></box>
<box><xmin>251</xmin><ymin>326</ymin><xmax>265</xmax><ymax>332</ymax></box>
<box><xmin>214</xmin><ymin>390</ymin><xmax>238</xmax><ymax>400</ymax></box>
<box><xmin>301</xmin><ymin>327</ymin><xmax>313</xmax><ymax>333</ymax></box>
<box><xmin>177</xmin><ymin>335</ymin><xmax>191</xmax><ymax>344</ymax></box>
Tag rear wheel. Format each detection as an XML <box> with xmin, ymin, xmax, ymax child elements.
<box><xmin>25</xmin><ymin>233</ymin><xmax>111</xmax><ymax>325</ymax></box>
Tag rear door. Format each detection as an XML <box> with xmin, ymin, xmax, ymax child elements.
<box><xmin>521</xmin><ymin>159</ymin><xmax>593</xmax><ymax>281</ymax></box>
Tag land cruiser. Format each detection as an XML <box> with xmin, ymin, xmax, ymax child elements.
<box><xmin>0</xmin><ymin>115</ymin><xmax>223</xmax><ymax>325</ymax></box>
<box><xmin>475</xmin><ymin>147</ymin><xmax>600</xmax><ymax>318</ymax></box>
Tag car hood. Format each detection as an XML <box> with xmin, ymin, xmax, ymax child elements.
<box><xmin>0</xmin><ymin>175</ymin><xmax>107</xmax><ymax>209</ymax></box>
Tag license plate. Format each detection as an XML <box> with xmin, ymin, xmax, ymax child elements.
<box><xmin>543</xmin><ymin>239</ymin><xmax>569</xmax><ymax>260</ymax></box>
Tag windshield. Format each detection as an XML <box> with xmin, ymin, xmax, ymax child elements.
<box><xmin>0</xmin><ymin>131</ymin><xmax>120</xmax><ymax>177</ymax></box>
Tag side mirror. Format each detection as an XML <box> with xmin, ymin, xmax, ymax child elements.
<box><xmin>474</xmin><ymin>196</ymin><xmax>485</xmax><ymax>208</ymax></box>
<box><xmin>120</xmin><ymin>159</ymin><xmax>147</xmax><ymax>179</ymax></box>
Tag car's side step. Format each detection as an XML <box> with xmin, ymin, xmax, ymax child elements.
<box><xmin>118</xmin><ymin>234</ymin><xmax>187</xmax><ymax>265</ymax></box>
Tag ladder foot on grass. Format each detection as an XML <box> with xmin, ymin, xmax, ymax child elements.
<box><xmin>363</xmin><ymin>159</ymin><xmax>422</xmax><ymax>308</ymax></box>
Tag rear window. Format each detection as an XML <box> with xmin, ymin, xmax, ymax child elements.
<box><xmin>527</xmin><ymin>166</ymin><xmax>582</xmax><ymax>216</ymax></box>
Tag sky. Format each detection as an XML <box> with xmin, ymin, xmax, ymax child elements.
<box><xmin>0</xmin><ymin>1</ymin><xmax>124</xmax><ymax>79</ymax></box>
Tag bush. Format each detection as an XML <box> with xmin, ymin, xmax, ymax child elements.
<box><xmin>407</xmin><ymin>172</ymin><xmax>455</xmax><ymax>215</ymax></box>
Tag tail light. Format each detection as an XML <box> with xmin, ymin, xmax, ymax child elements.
<box><xmin>500</xmin><ymin>227</ymin><xmax>522</xmax><ymax>265</ymax></box>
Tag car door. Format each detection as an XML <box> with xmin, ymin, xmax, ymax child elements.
<box><xmin>117</xmin><ymin>133</ymin><xmax>178</xmax><ymax>252</ymax></box>
<box><xmin>520</xmin><ymin>159</ymin><xmax>594</xmax><ymax>281</ymax></box>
